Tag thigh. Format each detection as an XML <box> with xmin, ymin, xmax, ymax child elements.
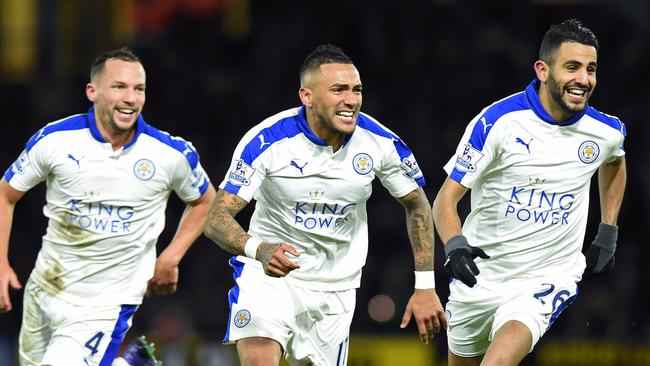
<box><xmin>19</xmin><ymin>280</ymin><xmax>51</xmax><ymax>366</ymax></box>
<box><xmin>224</xmin><ymin>258</ymin><xmax>295</xmax><ymax>350</ymax></box>
<box><xmin>41</xmin><ymin>303</ymin><xmax>137</xmax><ymax>366</ymax></box>
<box><xmin>446</xmin><ymin>283</ymin><xmax>499</xmax><ymax>358</ymax></box>
<box><xmin>286</xmin><ymin>288</ymin><xmax>355</xmax><ymax>366</ymax></box>
<box><xmin>491</xmin><ymin>278</ymin><xmax>578</xmax><ymax>352</ymax></box>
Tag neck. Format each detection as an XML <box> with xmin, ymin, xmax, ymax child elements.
<box><xmin>95</xmin><ymin>117</ymin><xmax>136</xmax><ymax>151</ymax></box>
<box><xmin>306</xmin><ymin>112</ymin><xmax>346</xmax><ymax>152</ymax></box>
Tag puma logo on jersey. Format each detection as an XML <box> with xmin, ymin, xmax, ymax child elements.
<box><xmin>67</xmin><ymin>154</ymin><xmax>82</xmax><ymax>168</ymax></box>
<box><xmin>515</xmin><ymin>137</ymin><xmax>532</xmax><ymax>153</ymax></box>
<box><xmin>480</xmin><ymin>117</ymin><xmax>493</xmax><ymax>134</ymax></box>
<box><xmin>290</xmin><ymin>160</ymin><xmax>307</xmax><ymax>174</ymax></box>
<box><xmin>258</xmin><ymin>134</ymin><xmax>270</xmax><ymax>149</ymax></box>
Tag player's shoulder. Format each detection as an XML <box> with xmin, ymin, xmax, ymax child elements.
<box><xmin>479</xmin><ymin>90</ymin><xmax>529</xmax><ymax>126</ymax></box>
<box><xmin>140</xmin><ymin>122</ymin><xmax>201</xmax><ymax>169</ymax></box>
<box><xmin>26</xmin><ymin>113</ymin><xmax>88</xmax><ymax>151</ymax></box>
<box><xmin>356</xmin><ymin>112</ymin><xmax>400</xmax><ymax>141</ymax></box>
<box><xmin>584</xmin><ymin>106</ymin><xmax>627</xmax><ymax>137</ymax></box>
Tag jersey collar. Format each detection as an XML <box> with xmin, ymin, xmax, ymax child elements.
<box><xmin>297</xmin><ymin>106</ymin><xmax>353</xmax><ymax>148</ymax></box>
<box><xmin>525</xmin><ymin>79</ymin><xmax>587</xmax><ymax>126</ymax></box>
<box><xmin>86</xmin><ymin>106</ymin><xmax>146</xmax><ymax>149</ymax></box>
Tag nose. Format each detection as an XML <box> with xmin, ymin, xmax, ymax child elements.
<box><xmin>574</xmin><ymin>68</ymin><xmax>589</xmax><ymax>85</ymax></box>
<box><xmin>343</xmin><ymin>90</ymin><xmax>359</xmax><ymax>107</ymax></box>
<box><xmin>123</xmin><ymin>88</ymin><xmax>137</xmax><ymax>104</ymax></box>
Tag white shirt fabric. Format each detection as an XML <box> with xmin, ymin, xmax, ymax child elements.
<box><xmin>219</xmin><ymin>106</ymin><xmax>425</xmax><ymax>291</ymax></box>
<box><xmin>4</xmin><ymin>107</ymin><xmax>210</xmax><ymax>306</ymax></box>
<box><xmin>444</xmin><ymin>80</ymin><xmax>626</xmax><ymax>286</ymax></box>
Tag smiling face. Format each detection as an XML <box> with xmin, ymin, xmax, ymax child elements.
<box><xmin>86</xmin><ymin>58</ymin><xmax>146</xmax><ymax>136</ymax></box>
<box><xmin>535</xmin><ymin>41</ymin><xmax>597</xmax><ymax>122</ymax></box>
<box><xmin>299</xmin><ymin>63</ymin><xmax>362</xmax><ymax>147</ymax></box>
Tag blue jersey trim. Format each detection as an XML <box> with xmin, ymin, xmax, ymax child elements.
<box><xmin>98</xmin><ymin>304</ymin><xmax>137</xmax><ymax>366</ymax></box>
<box><xmin>585</xmin><ymin>106</ymin><xmax>627</xmax><ymax>134</ymax></box>
<box><xmin>239</xmin><ymin>111</ymin><xmax>304</xmax><ymax>166</ymax></box>
<box><xmin>450</xmin><ymin>90</ymin><xmax>528</xmax><ymax>183</ymax></box>
<box><xmin>223</xmin><ymin>257</ymin><xmax>246</xmax><ymax>343</ymax></box>
<box><xmin>356</xmin><ymin>113</ymin><xmax>425</xmax><ymax>186</ymax></box>
<box><xmin>25</xmin><ymin>113</ymin><xmax>88</xmax><ymax>152</ymax></box>
<box><xmin>525</xmin><ymin>79</ymin><xmax>587</xmax><ymax>126</ymax></box>
<box><xmin>141</xmin><ymin>124</ymin><xmax>200</xmax><ymax>170</ymax></box>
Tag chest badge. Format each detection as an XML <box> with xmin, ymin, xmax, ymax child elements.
<box><xmin>352</xmin><ymin>153</ymin><xmax>373</xmax><ymax>175</ymax></box>
<box><xmin>134</xmin><ymin>159</ymin><xmax>156</xmax><ymax>180</ymax></box>
<box><xmin>578</xmin><ymin>141</ymin><xmax>600</xmax><ymax>164</ymax></box>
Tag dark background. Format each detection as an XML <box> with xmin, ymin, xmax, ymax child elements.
<box><xmin>1</xmin><ymin>0</ymin><xmax>648</xmax><ymax>365</ymax></box>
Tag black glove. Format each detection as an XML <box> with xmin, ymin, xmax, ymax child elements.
<box><xmin>583</xmin><ymin>223</ymin><xmax>617</xmax><ymax>279</ymax></box>
<box><xmin>443</xmin><ymin>235</ymin><xmax>490</xmax><ymax>288</ymax></box>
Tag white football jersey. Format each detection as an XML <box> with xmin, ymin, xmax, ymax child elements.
<box><xmin>444</xmin><ymin>80</ymin><xmax>626</xmax><ymax>286</ymax></box>
<box><xmin>219</xmin><ymin>106</ymin><xmax>424</xmax><ymax>291</ymax></box>
<box><xmin>4</xmin><ymin>107</ymin><xmax>210</xmax><ymax>306</ymax></box>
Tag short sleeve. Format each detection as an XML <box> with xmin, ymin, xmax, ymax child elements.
<box><xmin>4</xmin><ymin>134</ymin><xmax>51</xmax><ymax>192</ymax></box>
<box><xmin>376</xmin><ymin>137</ymin><xmax>424</xmax><ymax>198</ymax></box>
<box><xmin>443</xmin><ymin>111</ymin><xmax>501</xmax><ymax>188</ymax></box>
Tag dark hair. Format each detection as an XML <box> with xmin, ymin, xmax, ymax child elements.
<box><xmin>90</xmin><ymin>47</ymin><xmax>141</xmax><ymax>81</ymax></box>
<box><xmin>299</xmin><ymin>44</ymin><xmax>353</xmax><ymax>85</ymax></box>
<box><xmin>539</xmin><ymin>19</ymin><xmax>599</xmax><ymax>64</ymax></box>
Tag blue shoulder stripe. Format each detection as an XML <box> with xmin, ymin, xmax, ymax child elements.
<box><xmin>450</xmin><ymin>90</ymin><xmax>528</xmax><ymax>183</ymax></box>
<box><xmin>25</xmin><ymin>114</ymin><xmax>88</xmax><ymax>152</ymax></box>
<box><xmin>142</xmin><ymin>124</ymin><xmax>200</xmax><ymax>169</ymax></box>
<box><xmin>238</xmin><ymin>113</ymin><xmax>302</xmax><ymax>165</ymax></box>
<box><xmin>356</xmin><ymin>113</ymin><xmax>425</xmax><ymax>186</ymax></box>
<box><xmin>586</xmin><ymin>107</ymin><xmax>627</xmax><ymax>136</ymax></box>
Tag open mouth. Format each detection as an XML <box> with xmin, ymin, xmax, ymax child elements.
<box><xmin>335</xmin><ymin>110</ymin><xmax>355</xmax><ymax>122</ymax></box>
<box><xmin>565</xmin><ymin>87</ymin><xmax>588</xmax><ymax>104</ymax></box>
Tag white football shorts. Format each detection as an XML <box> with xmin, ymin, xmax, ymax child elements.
<box><xmin>19</xmin><ymin>279</ymin><xmax>137</xmax><ymax>366</ymax></box>
<box><xmin>224</xmin><ymin>257</ymin><xmax>355</xmax><ymax>366</ymax></box>
<box><xmin>446</xmin><ymin>276</ymin><xmax>578</xmax><ymax>357</ymax></box>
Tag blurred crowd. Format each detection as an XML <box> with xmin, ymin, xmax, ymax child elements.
<box><xmin>1</xmin><ymin>0</ymin><xmax>648</xmax><ymax>364</ymax></box>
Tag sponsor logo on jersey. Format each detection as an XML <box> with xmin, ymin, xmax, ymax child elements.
<box><xmin>352</xmin><ymin>153</ymin><xmax>373</xmax><ymax>175</ymax></box>
<box><xmin>529</xmin><ymin>177</ymin><xmax>545</xmax><ymax>186</ymax></box>
<box><xmin>504</xmin><ymin>186</ymin><xmax>574</xmax><ymax>225</ymax></box>
<box><xmin>11</xmin><ymin>150</ymin><xmax>30</xmax><ymax>175</ymax></box>
<box><xmin>454</xmin><ymin>143</ymin><xmax>484</xmax><ymax>173</ymax></box>
<box><xmin>228</xmin><ymin>159</ymin><xmax>255</xmax><ymax>186</ymax></box>
<box><xmin>400</xmin><ymin>154</ymin><xmax>423</xmax><ymax>180</ymax></box>
<box><xmin>133</xmin><ymin>159</ymin><xmax>156</xmax><ymax>180</ymax></box>
<box><xmin>234</xmin><ymin>309</ymin><xmax>251</xmax><ymax>328</ymax></box>
<box><xmin>290</xmin><ymin>160</ymin><xmax>308</xmax><ymax>175</ymax></box>
<box><xmin>293</xmin><ymin>201</ymin><xmax>356</xmax><ymax>232</ymax></box>
<box><xmin>67</xmin><ymin>200</ymin><xmax>135</xmax><ymax>233</ymax></box>
<box><xmin>515</xmin><ymin>137</ymin><xmax>533</xmax><ymax>154</ymax></box>
<box><xmin>578</xmin><ymin>140</ymin><xmax>600</xmax><ymax>164</ymax></box>
<box><xmin>67</xmin><ymin>153</ymin><xmax>83</xmax><ymax>168</ymax></box>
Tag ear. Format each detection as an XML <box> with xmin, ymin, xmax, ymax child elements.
<box><xmin>534</xmin><ymin>60</ymin><xmax>549</xmax><ymax>83</ymax></box>
<box><xmin>299</xmin><ymin>87</ymin><xmax>312</xmax><ymax>107</ymax></box>
<box><xmin>86</xmin><ymin>83</ymin><xmax>96</xmax><ymax>102</ymax></box>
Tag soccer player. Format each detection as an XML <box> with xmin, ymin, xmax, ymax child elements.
<box><xmin>432</xmin><ymin>19</ymin><xmax>626</xmax><ymax>366</ymax></box>
<box><xmin>0</xmin><ymin>47</ymin><xmax>216</xmax><ymax>365</ymax></box>
<box><xmin>204</xmin><ymin>44</ymin><xmax>447</xmax><ymax>365</ymax></box>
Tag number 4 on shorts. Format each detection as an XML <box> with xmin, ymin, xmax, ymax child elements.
<box><xmin>85</xmin><ymin>331</ymin><xmax>105</xmax><ymax>356</ymax></box>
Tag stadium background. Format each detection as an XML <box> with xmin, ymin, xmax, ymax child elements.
<box><xmin>0</xmin><ymin>0</ymin><xmax>648</xmax><ymax>365</ymax></box>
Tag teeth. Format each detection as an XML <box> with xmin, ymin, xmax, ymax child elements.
<box><xmin>567</xmin><ymin>89</ymin><xmax>585</xmax><ymax>96</ymax></box>
<box><xmin>337</xmin><ymin>111</ymin><xmax>353</xmax><ymax>117</ymax></box>
<box><xmin>117</xmin><ymin>109</ymin><xmax>135</xmax><ymax>114</ymax></box>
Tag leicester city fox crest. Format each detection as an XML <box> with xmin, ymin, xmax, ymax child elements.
<box><xmin>578</xmin><ymin>140</ymin><xmax>600</xmax><ymax>164</ymax></box>
<box><xmin>234</xmin><ymin>309</ymin><xmax>251</xmax><ymax>328</ymax></box>
<box><xmin>133</xmin><ymin>159</ymin><xmax>156</xmax><ymax>180</ymax></box>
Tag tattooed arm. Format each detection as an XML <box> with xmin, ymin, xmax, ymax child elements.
<box><xmin>395</xmin><ymin>188</ymin><xmax>447</xmax><ymax>344</ymax></box>
<box><xmin>204</xmin><ymin>189</ymin><xmax>300</xmax><ymax>277</ymax></box>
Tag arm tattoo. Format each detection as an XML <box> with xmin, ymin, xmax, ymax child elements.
<box><xmin>204</xmin><ymin>190</ymin><xmax>250</xmax><ymax>255</ymax></box>
<box><xmin>398</xmin><ymin>189</ymin><xmax>435</xmax><ymax>271</ymax></box>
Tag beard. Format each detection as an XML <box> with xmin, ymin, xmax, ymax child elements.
<box><xmin>547</xmin><ymin>73</ymin><xmax>589</xmax><ymax>115</ymax></box>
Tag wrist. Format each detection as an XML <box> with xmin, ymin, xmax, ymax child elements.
<box><xmin>444</xmin><ymin>235</ymin><xmax>470</xmax><ymax>256</ymax></box>
<box><xmin>244</xmin><ymin>236</ymin><xmax>263</xmax><ymax>259</ymax></box>
<box><xmin>414</xmin><ymin>271</ymin><xmax>435</xmax><ymax>289</ymax></box>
